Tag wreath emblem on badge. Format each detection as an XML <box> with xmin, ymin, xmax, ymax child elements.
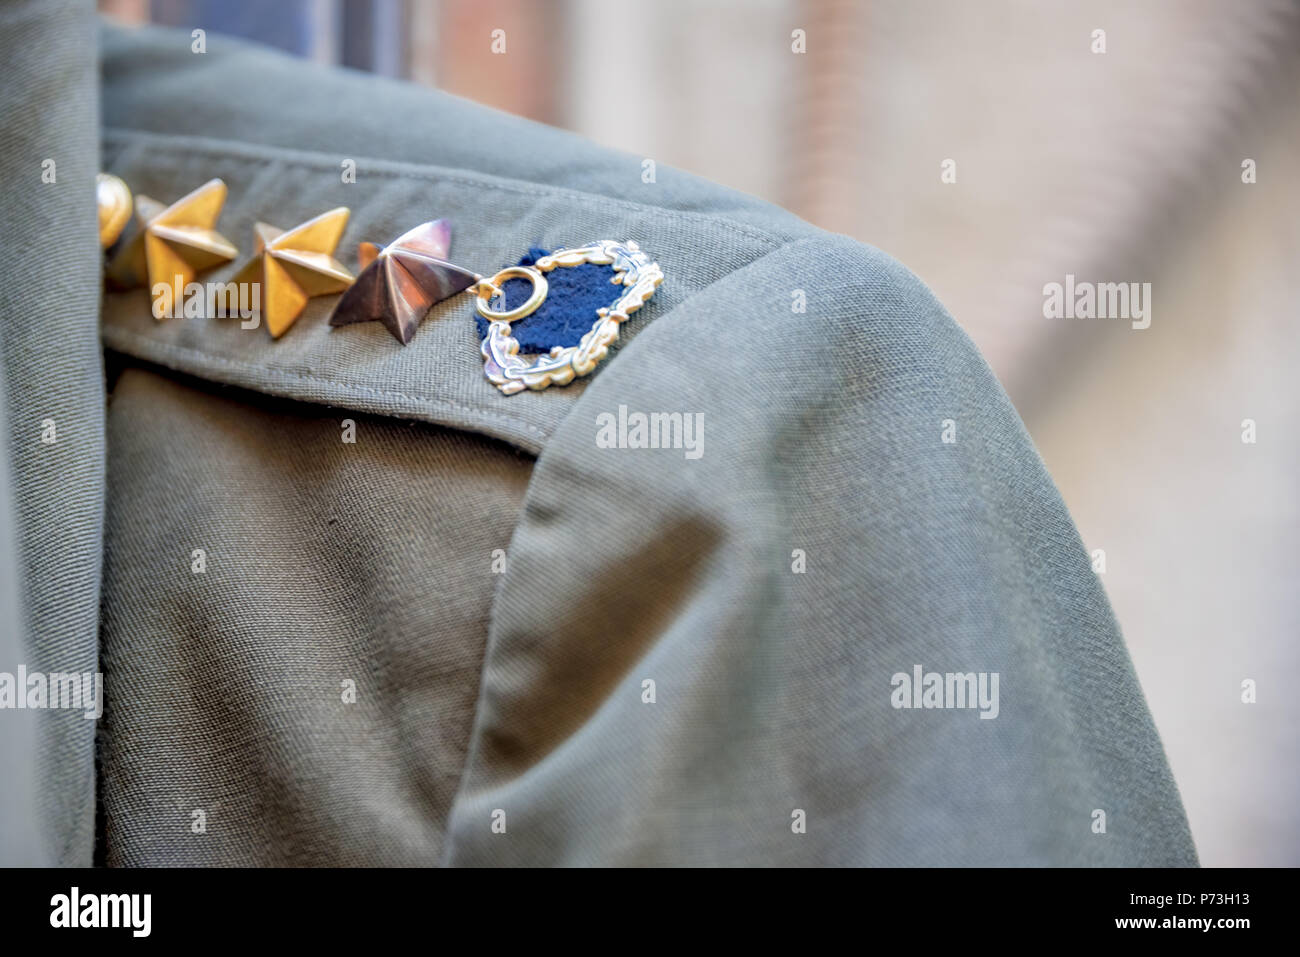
<box><xmin>476</xmin><ymin>240</ymin><xmax>664</xmax><ymax>395</ymax></box>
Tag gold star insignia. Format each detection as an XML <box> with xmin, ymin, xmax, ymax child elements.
<box><xmin>106</xmin><ymin>178</ymin><xmax>238</xmax><ymax>317</ymax></box>
<box><xmin>232</xmin><ymin>207</ymin><xmax>355</xmax><ymax>338</ymax></box>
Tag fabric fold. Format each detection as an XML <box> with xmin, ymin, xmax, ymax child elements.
<box><xmin>0</xmin><ymin>0</ymin><xmax>105</xmax><ymax>866</ymax></box>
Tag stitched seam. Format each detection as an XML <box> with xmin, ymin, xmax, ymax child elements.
<box><xmin>102</xmin><ymin>326</ymin><xmax>550</xmax><ymax>440</ymax></box>
<box><xmin>102</xmin><ymin>128</ymin><xmax>794</xmax><ymax>247</ymax></box>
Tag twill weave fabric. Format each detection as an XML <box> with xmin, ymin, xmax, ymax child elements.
<box><xmin>2</xmin><ymin>14</ymin><xmax>1199</xmax><ymax>867</ymax></box>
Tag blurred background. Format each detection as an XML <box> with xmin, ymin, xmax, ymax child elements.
<box><xmin>100</xmin><ymin>0</ymin><xmax>1300</xmax><ymax>866</ymax></box>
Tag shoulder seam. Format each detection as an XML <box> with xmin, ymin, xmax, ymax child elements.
<box><xmin>103</xmin><ymin>128</ymin><xmax>807</xmax><ymax>249</ymax></box>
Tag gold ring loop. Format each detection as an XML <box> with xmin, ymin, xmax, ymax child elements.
<box><xmin>475</xmin><ymin>266</ymin><xmax>548</xmax><ymax>322</ymax></box>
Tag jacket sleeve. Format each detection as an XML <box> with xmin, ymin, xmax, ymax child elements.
<box><xmin>442</xmin><ymin>233</ymin><xmax>1197</xmax><ymax>866</ymax></box>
